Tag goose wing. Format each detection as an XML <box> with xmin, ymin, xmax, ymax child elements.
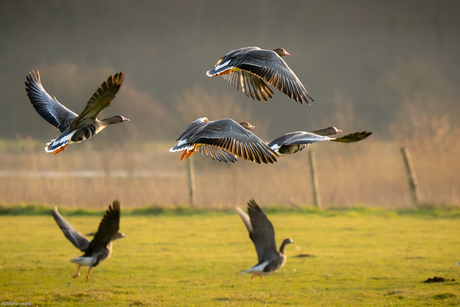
<box><xmin>174</xmin><ymin>117</ymin><xmax>209</xmax><ymax>142</ymax></box>
<box><xmin>196</xmin><ymin>145</ymin><xmax>238</xmax><ymax>163</ymax></box>
<box><xmin>223</xmin><ymin>70</ymin><xmax>274</xmax><ymax>102</ymax></box>
<box><xmin>237</xmin><ymin>49</ymin><xmax>313</xmax><ymax>104</ymax></box>
<box><xmin>245</xmin><ymin>199</ymin><xmax>279</xmax><ymax>263</ymax></box>
<box><xmin>331</xmin><ymin>131</ymin><xmax>372</xmax><ymax>143</ymax></box>
<box><xmin>51</xmin><ymin>207</ymin><xmax>90</xmax><ymax>251</ymax></box>
<box><xmin>69</xmin><ymin>72</ymin><xmax>124</xmax><ymax>131</ymax></box>
<box><xmin>25</xmin><ymin>71</ymin><xmax>78</xmax><ymax>132</ymax></box>
<box><xmin>268</xmin><ymin>131</ymin><xmax>334</xmax><ymax>147</ymax></box>
<box><xmin>85</xmin><ymin>200</ymin><xmax>121</xmax><ymax>254</ymax></box>
<box><xmin>187</xmin><ymin>119</ymin><xmax>277</xmax><ymax>164</ymax></box>
<box><xmin>310</xmin><ymin>126</ymin><xmax>341</xmax><ymax>136</ymax></box>
<box><xmin>218</xmin><ymin>48</ymin><xmax>313</xmax><ymax>105</ymax></box>
<box><xmin>235</xmin><ymin>205</ymin><xmax>253</xmax><ymax>233</ymax></box>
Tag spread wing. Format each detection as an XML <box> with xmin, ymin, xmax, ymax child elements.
<box><xmin>51</xmin><ymin>207</ymin><xmax>90</xmax><ymax>251</ymax></box>
<box><xmin>243</xmin><ymin>200</ymin><xmax>279</xmax><ymax>263</ymax></box>
<box><xmin>234</xmin><ymin>49</ymin><xmax>313</xmax><ymax>105</ymax></box>
<box><xmin>69</xmin><ymin>72</ymin><xmax>124</xmax><ymax>131</ymax></box>
<box><xmin>196</xmin><ymin>145</ymin><xmax>238</xmax><ymax>163</ymax></box>
<box><xmin>310</xmin><ymin>126</ymin><xmax>341</xmax><ymax>136</ymax></box>
<box><xmin>25</xmin><ymin>71</ymin><xmax>78</xmax><ymax>132</ymax></box>
<box><xmin>85</xmin><ymin>200</ymin><xmax>121</xmax><ymax>254</ymax></box>
<box><xmin>331</xmin><ymin>131</ymin><xmax>372</xmax><ymax>143</ymax></box>
<box><xmin>268</xmin><ymin>131</ymin><xmax>334</xmax><ymax>147</ymax></box>
<box><xmin>187</xmin><ymin>119</ymin><xmax>277</xmax><ymax>164</ymax></box>
<box><xmin>174</xmin><ymin>117</ymin><xmax>209</xmax><ymax>142</ymax></box>
<box><xmin>235</xmin><ymin>206</ymin><xmax>253</xmax><ymax>233</ymax></box>
<box><xmin>223</xmin><ymin>71</ymin><xmax>274</xmax><ymax>102</ymax></box>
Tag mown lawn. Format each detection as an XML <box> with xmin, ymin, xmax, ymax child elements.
<box><xmin>0</xmin><ymin>208</ymin><xmax>459</xmax><ymax>306</ymax></box>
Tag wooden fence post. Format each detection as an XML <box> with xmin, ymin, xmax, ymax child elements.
<box><xmin>187</xmin><ymin>158</ymin><xmax>196</xmax><ymax>207</ymax></box>
<box><xmin>309</xmin><ymin>150</ymin><xmax>322</xmax><ymax>209</ymax></box>
<box><xmin>400</xmin><ymin>147</ymin><xmax>421</xmax><ymax>206</ymax></box>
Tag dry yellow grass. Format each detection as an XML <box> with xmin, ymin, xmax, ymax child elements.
<box><xmin>0</xmin><ymin>132</ymin><xmax>458</xmax><ymax>209</ymax></box>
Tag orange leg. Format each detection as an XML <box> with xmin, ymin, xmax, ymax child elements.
<box><xmin>72</xmin><ymin>265</ymin><xmax>81</xmax><ymax>278</ymax></box>
<box><xmin>85</xmin><ymin>267</ymin><xmax>92</xmax><ymax>281</ymax></box>
<box><xmin>185</xmin><ymin>144</ymin><xmax>197</xmax><ymax>159</ymax></box>
<box><xmin>53</xmin><ymin>144</ymin><xmax>68</xmax><ymax>154</ymax></box>
<box><xmin>250</xmin><ymin>271</ymin><xmax>262</xmax><ymax>280</ymax></box>
<box><xmin>180</xmin><ymin>150</ymin><xmax>189</xmax><ymax>162</ymax></box>
<box><xmin>180</xmin><ymin>144</ymin><xmax>197</xmax><ymax>162</ymax></box>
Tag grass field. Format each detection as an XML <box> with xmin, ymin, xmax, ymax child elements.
<box><xmin>1</xmin><ymin>207</ymin><xmax>459</xmax><ymax>306</ymax></box>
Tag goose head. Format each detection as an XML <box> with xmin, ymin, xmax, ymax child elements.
<box><xmin>273</xmin><ymin>48</ymin><xmax>290</xmax><ymax>57</ymax></box>
<box><xmin>103</xmin><ymin>115</ymin><xmax>130</xmax><ymax>125</ymax></box>
<box><xmin>239</xmin><ymin>121</ymin><xmax>255</xmax><ymax>130</ymax></box>
<box><xmin>279</xmin><ymin>238</ymin><xmax>295</xmax><ymax>254</ymax></box>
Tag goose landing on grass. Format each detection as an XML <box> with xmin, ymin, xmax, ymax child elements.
<box><xmin>25</xmin><ymin>71</ymin><xmax>129</xmax><ymax>154</ymax></box>
<box><xmin>236</xmin><ymin>200</ymin><xmax>294</xmax><ymax>279</ymax></box>
<box><xmin>51</xmin><ymin>200</ymin><xmax>126</xmax><ymax>281</ymax></box>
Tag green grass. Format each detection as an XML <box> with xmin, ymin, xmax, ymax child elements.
<box><xmin>2</xmin><ymin>203</ymin><xmax>460</xmax><ymax>218</ymax></box>
<box><xmin>1</xmin><ymin>210</ymin><xmax>459</xmax><ymax>306</ymax></box>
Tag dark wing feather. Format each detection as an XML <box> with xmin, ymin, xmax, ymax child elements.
<box><xmin>51</xmin><ymin>207</ymin><xmax>90</xmax><ymax>251</ymax></box>
<box><xmin>235</xmin><ymin>50</ymin><xmax>313</xmax><ymax>105</ymax></box>
<box><xmin>310</xmin><ymin>126</ymin><xmax>340</xmax><ymax>136</ymax></box>
<box><xmin>223</xmin><ymin>71</ymin><xmax>274</xmax><ymax>102</ymax></box>
<box><xmin>69</xmin><ymin>72</ymin><xmax>124</xmax><ymax>131</ymax></box>
<box><xmin>25</xmin><ymin>71</ymin><xmax>78</xmax><ymax>132</ymax></box>
<box><xmin>175</xmin><ymin>117</ymin><xmax>209</xmax><ymax>142</ymax></box>
<box><xmin>188</xmin><ymin>119</ymin><xmax>277</xmax><ymax>164</ymax></box>
<box><xmin>196</xmin><ymin>145</ymin><xmax>237</xmax><ymax>163</ymax></box>
<box><xmin>268</xmin><ymin>131</ymin><xmax>333</xmax><ymax>147</ymax></box>
<box><xmin>85</xmin><ymin>201</ymin><xmax>121</xmax><ymax>254</ymax></box>
<box><xmin>246</xmin><ymin>200</ymin><xmax>279</xmax><ymax>263</ymax></box>
<box><xmin>331</xmin><ymin>131</ymin><xmax>372</xmax><ymax>143</ymax></box>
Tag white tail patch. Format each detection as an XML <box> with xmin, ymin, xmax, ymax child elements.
<box><xmin>169</xmin><ymin>143</ymin><xmax>195</xmax><ymax>152</ymax></box>
<box><xmin>45</xmin><ymin>132</ymin><xmax>75</xmax><ymax>153</ymax></box>
<box><xmin>70</xmin><ymin>256</ymin><xmax>93</xmax><ymax>266</ymax></box>
<box><xmin>241</xmin><ymin>261</ymin><xmax>269</xmax><ymax>274</ymax></box>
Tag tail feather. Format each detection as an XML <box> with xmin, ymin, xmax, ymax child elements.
<box><xmin>45</xmin><ymin>138</ymin><xmax>69</xmax><ymax>153</ymax></box>
<box><xmin>169</xmin><ymin>144</ymin><xmax>196</xmax><ymax>152</ymax></box>
<box><xmin>45</xmin><ymin>132</ymin><xmax>75</xmax><ymax>153</ymax></box>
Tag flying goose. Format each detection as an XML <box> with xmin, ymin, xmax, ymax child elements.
<box><xmin>25</xmin><ymin>71</ymin><xmax>129</xmax><ymax>154</ymax></box>
<box><xmin>170</xmin><ymin>117</ymin><xmax>278</xmax><ymax>164</ymax></box>
<box><xmin>236</xmin><ymin>199</ymin><xmax>294</xmax><ymax>279</ymax></box>
<box><xmin>51</xmin><ymin>200</ymin><xmax>126</xmax><ymax>281</ymax></box>
<box><xmin>206</xmin><ymin>47</ymin><xmax>313</xmax><ymax>105</ymax></box>
<box><xmin>268</xmin><ymin>127</ymin><xmax>372</xmax><ymax>156</ymax></box>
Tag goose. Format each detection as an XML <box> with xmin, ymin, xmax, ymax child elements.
<box><xmin>25</xmin><ymin>71</ymin><xmax>129</xmax><ymax>154</ymax></box>
<box><xmin>236</xmin><ymin>199</ymin><xmax>294</xmax><ymax>279</ymax></box>
<box><xmin>206</xmin><ymin>47</ymin><xmax>313</xmax><ymax>105</ymax></box>
<box><xmin>169</xmin><ymin>117</ymin><xmax>277</xmax><ymax>164</ymax></box>
<box><xmin>268</xmin><ymin>126</ymin><xmax>372</xmax><ymax>156</ymax></box>
<box><xmin>51</xmin><ymin>200</ymin><xmax>126</xmax><ymax>281</ymax></box>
